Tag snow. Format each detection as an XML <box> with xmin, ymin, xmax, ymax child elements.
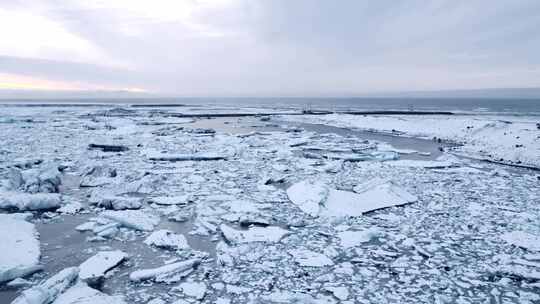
<box><xmin>0</xmin><ymin>214</ymin><xmax>41</xmax><ymax>283</ymax></box>
<box><xmin>79</xmin><ymin>250</ymin><xmax>127</xmax><ymax>284</ymax></box>
<box><xmin>129</xmin><ymin>259</ymin><xmax>200</xmax><ymax>283</ymax></box>
<box><xmin>220</xmin><ymin>224</ymin><xmax>289</xmax><ymax>244</ymax></box>
<box><xmin>0</xmin><ymin>192</ymin><xmax>61</xmax><ymax>211</ymax></box>
<box><xmin>52</xmin><ymin>282</ymin><xmax>126</xmax><ymax>304</ymax></box>
<box><xmin>101</xmin><ymin>210</ymin><xmax>160</xmax><ymax>231</ymax></box>
<box><xmin>12</xmin><ymin>267</ymin><xmax>79</xmax><ymax>304</ymax></box>
<box><xmin>144</xmin><ymin>230</ymin><xmax>191</xmax><ymax>250</ymax></box>
<box><xmin>501</xmin><ymin>231</ymin><xmax>540</xmax><ymax>252</ymax></box>
<box><xmin>288</xmin><ymin>249</ymin><xmax>334</xmax><ymax>267</ymax></box>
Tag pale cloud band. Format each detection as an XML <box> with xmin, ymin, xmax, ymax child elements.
<box><xmin>0</xmin><ymin>0</ymin><xmax>539</xmax><ymax>96</ymax></box>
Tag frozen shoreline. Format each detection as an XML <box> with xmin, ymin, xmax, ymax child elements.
<box><xmin>282</xmin><ymin>113</ymin><xmax>540</xmax><ymax>169</ymax></box>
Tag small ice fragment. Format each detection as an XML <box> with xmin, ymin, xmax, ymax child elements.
<box><xmin>0</xmin><ymin>192</ymin><xmax>61</xmax><ymax>211</ymax></box>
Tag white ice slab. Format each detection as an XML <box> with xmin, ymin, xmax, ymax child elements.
<box><xmin>220</xmin><ymin>224</ymin><xmax>289</xmax><ymax>244</ymax></box>
<box><xmin>144</xmin><ymin>230</ymin><xmax>190</xmax><ymax>250</ymax></box>
<box><xmin>101</xmin><ymin>210</ymin><xmax>160</xmax><ymax>231</ymax></box>
<box><xmin>177</xmin><ymin>281</ymin><xmax>207</xmax><ymax>300</ymax></box>
<box><xmin>0</xmin><ymin>192</ymin><xmax>61</xmax><ymax>211</ymax></box>
<box><xmin>148</xmin><ymin>195</ymin><xmax>189</xmax><ymax>205</ymax></box>
<box><xmin>288</xmin><ymin>249</ymin><xmax>334</xmax><ymax>267</ymax></box>
<box><xmin>79</xmin><ymin>250</ymin><xmax>127</xmax><ymax>283</ymax></box>
<box><xmin>0</xmin><ymin>214</ymin><xmax>41</xmax><ymax>283</ymax></box>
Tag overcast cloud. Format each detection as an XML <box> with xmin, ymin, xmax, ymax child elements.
<box><xmin>1</xmin><ymin>0</ymin><xmax>539</xmax><ymax>96</ymax></box>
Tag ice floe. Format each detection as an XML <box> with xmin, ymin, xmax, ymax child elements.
<box><xmin>0</xmin><ymin>214</ymin><xmax>41</xmax><ymax>283</ymax></box>
<box><xmin>220</xmin><ymin>224</ymin><xmax>289</xmax><ymax>244</ymax></box>
<box><xmin>288</xmin><ymin>249</ymin><xmax>334</xmax><ymax>267</ymax></box>
<box><xmin>129</xmin><ymin>259</ymin><xmax>200</xmax><ymax>283</ymax></box>
<box><xmin>101</xmin><ymin>210</ymin><xmax>160</xmax><ymax>231</ymax></box>
<box><xmin>12</xmin><ymin>267</ymin><xmax>79</xmax><ymax>304</ymax></box>
<box><xmin>144</xmin><ymin>230</ymin><xmax>190</xmax><ymax>250</ymax></box>
<box><xmin>0</xmin><ymin>192</ymin><xmax>61</xmax><ymax>211</ymax></box>
<box><xmin>79</xmin><ymin>250</ymin><xmax>127</xmax><ymax>284</ymax></box>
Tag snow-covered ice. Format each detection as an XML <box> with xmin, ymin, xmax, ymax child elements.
<box><xmin>12</xmin><ymin>267</ymin><xmax>78</xmax><ymax>304</ymax></box>
<box><xmin>101</xmin><ymin>210</ymin><xmax>160</xmax><ymax>231</ymax></box>
<box><xmin>144</xmin><ymin>230</ymin><xmax>190</xmax><ymax>250</ymax></box>
<box><xmin>79</xmin><ymin>250</ymin><xmax>127</xmax><ymax>284</ymax></box>
<box><xmin>220</xmin><ymin>224</ymin><xmax>289</xmax><ymax>244</ymax></box>
<box><xmin>0</xmin><ymin>214</ymin><xmax>41</xmax><ymax>283</ymax></box>
<box><xmin>0</xmin><ymin>192</ymin><xmax>61</xmax><ymax>211</ymax></box>
<box><xmin>129</xmin><ymin>259</ymin><xmax>200</xmax><ymax>283</ymax></box>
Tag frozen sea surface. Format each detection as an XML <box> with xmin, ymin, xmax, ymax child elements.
<box><xmin>0</xmin><ymin>105</ymin><xmax>539</xmax><ymax>303</ymax></box>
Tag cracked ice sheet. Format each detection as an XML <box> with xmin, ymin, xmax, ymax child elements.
<box><xmin>286</xmin><ymin>180</ymin><xmax>417</xmax><ymax>217</ymax></box>
<box><xmin>0</xmin><ymin>214</ymin><xmax>41</xmax><ymax>283</ymax></box>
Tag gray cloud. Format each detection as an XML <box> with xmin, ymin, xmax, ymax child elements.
<box><xmin>1</xmin><ymin>0</ymin><xmax>540</xmax><ymax>96</ymax></box>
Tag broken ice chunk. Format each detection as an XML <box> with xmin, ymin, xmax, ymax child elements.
<box><xmin>286</xmin><ymin>181</ymin><xmax>328</xmax><ymax>217</ymax></box>
<box><xmin>0</xmin><ymin>192</ymin><xmax>61</xmax><ymax>211</ymax></box>
<box><xmin>97</xmin><ymin>196</ymin><xmax>142</xmax><ymax>210</ymax></box>
<box><xmin>144</xmin><ymin>230</ymin><xmax>191</xmax><ymax>250</ymax></box>
<box><xmin>79</xmin><ymin>250</ymin><xmax>127</xmax><ymax>285</ymax></box>
<box><xmin>79</xmin><ymin>166</ymin><xmax>117</xmax><ymax>188</ymax></box>
<box><xmin>288</xmin><ymin>249</ymin><xmax>334</xmax><ymax>267</ymax></box>
<box><xmin>12</xmin><ymin>267</ymin><xmax>79</xmax><ymax>304</ymax></box>
<box><xmin>148</xmin><ymin>195</ymin><xmax>189</xmax><ymax>206</ymax></box>
<box><xmin>338</xmin><ymin>228</ymin><xmax>384</xmax><ymax>248</ymax></box>
<box><xmin>220</xmin><ymin>224</ymin><xmax>289</xmax><ymax>244</ymax></box>
<box><xmin>101</xmin><ymin>210</ymin><xmax>160</xmax><ymax>231</ymax></box>
<box><xmin>52</xmin><ymin>282</ymin><xmax>126</xmax><ymax>304</ymax></box>
<box><xmin>175</xmin><ymin>281</ymin><xmax>207</xmax><ymax>300</ymax></box>
<box><xmin>0</xmin><ymin>214</ymin><xmax>42</xmax><ymax>283</ymax></box>
<box><xmin>129</xmin><ymin>259</ymin><xmax>200</xmax><ymax>283</ymax></box>
<box><xmin>501</xmin><ymin>231</ymin><xmax>540</xmax><ymax>252</ymax></box>
<box><xmin>148</xmin><ymin>153</ymin><xmax>226</xmax><ymax>161</ymax></box>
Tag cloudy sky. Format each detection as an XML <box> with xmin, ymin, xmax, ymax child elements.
<box><xmin>1</xmin><ymin>0</ymin><xmax>540</xmax><ymax>96</ymax></box>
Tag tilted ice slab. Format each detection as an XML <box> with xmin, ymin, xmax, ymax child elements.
<box><xmin>287</xmin><ymin>180</ymin><xmax>417</xmax><ymax>217</ymax></box>
<box><xmin>0</xmin><ymin>192</ymin><xmax>61</xmax><ymax>211</ymax></box>
<box><xmin>129</xmin><ymin>259</ymin><xmax>200</xmax><ymax>283</ymax></box>
<box><xmin>52</xmin><ymin>282</ymin><xmax>126</xmax><ymax>304</ymax></box>
<box><xmin>288</xmin><ymin>249</ymin><xmax>334</xmax><ymax>267</ymax></box>
<box><xmin>144</xmin><ymin>230</ymin><xmax>191</xmax><ymax>250</ymax></box>
<box><xmin>501</xmin><ymin>231</ymin><xmax>540</xmax><ymax>252</ymax></box>
<box><xmin>220</xmin><ymin>224</ymin><xmax>289</xmax><ymax>244</ymax></box>
<box><xmin>101</xmin><ymin>210</ymin><xmax>160</xmax><ymax>231</ymax></box>
<box><xmin>79</xmin><ymin>250</ymin><xmax>127</xmax><ymax>284</ymax></box>
<box><xmin>0</xmin><ymin>214</ymin><xmax>41</xmax><ymax>283</ymax></box>
<box><xmin>12</xmin><ymin>267</ymin><xmax>79</xmax><ymax>304</ymax></box>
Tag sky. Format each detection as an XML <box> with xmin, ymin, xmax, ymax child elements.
<box><xmin>1</xmin><ymin>0</ymin><xmax>540</xmax><ymax>97</ymax></box>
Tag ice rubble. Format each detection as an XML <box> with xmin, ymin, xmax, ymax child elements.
<box><xmin>501</xmin><ymin>231</ymin><xmax>540</xmax><ymax>252</ymax></box>
<box><xmin>78</xmin><ymin>250</ymin><xmax>127</xmax><ymax>284</ymax></box>
<box><xmin>286</xmin><ymin>179</ymin><xmax>417</xmax><ymax>217</ymax></box>
<box><xmin>129</xmin><ymin>259</ymin><xmax>200</xmax><ymax>283</ymax></box>
<box><xmin>220</xmin><ymin>224</ymin><xmax>289</xmax><ymax>244</ymax></box>
<box><xmin>338</xmin><ymin>228</ymin><xmax>384</xmax><ymax>248</ymax></box>
<box><xmin>0</xmin><ymin>214</ymin><xmax>41</xmax><ymax>283</ymax></box>
<box><xmin>0</xmin><ymin>192</ymin><xmax>61</xmax><ymax>211</ymax></box>
<box><xmin>6</xmin><ymin>165</ymin><xmax>62</xmax><ymax>193</ymax></box>
<box><xmin>176</xmin><ymin>281</ymin><xmax>207</xmax><ymax>300</ymax></box>
<box><xmin>144</xmin><ymin>230</ymin><xmax>191</xmax><ymax>250</ymax></box>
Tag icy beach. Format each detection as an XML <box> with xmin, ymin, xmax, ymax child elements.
<box><xmin>1</xmin><ymin>104</ymin><xmax>540</xmax><ymax>303</ymax></box>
